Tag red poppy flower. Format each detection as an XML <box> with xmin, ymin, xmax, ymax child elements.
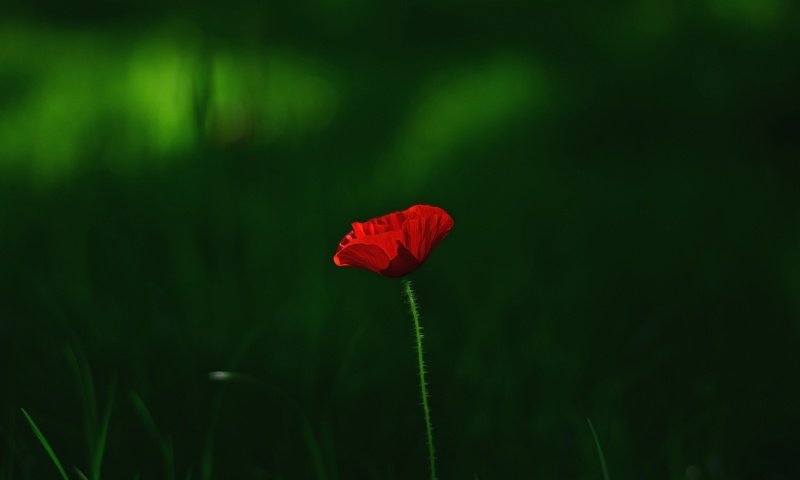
<box><xmin>333</xmin><ymin>204</ymin><xmax>454</xmax><ymax>277</ymax></box>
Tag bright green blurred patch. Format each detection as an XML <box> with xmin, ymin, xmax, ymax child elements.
<box><xmin>125</xmin><ymin>38</ymin><xmax>197</xmax><ymax>159</ymax></box>
<box><xmin>0</xmin><ymin>26</ymin><xmax>195</xmax><ymax>179</ymax></box>
<box><xmin>378</xmin><ymin>54</ymin><xmax>548</xmax><ymax>191</ymax></box>
<box><xmin>0</xmin><ymin>24</ymin><xmax>338</xmax><ymax>181</ymax></box>
<box><xmin>706</xmin><ymin>0</ymin><xmax>784</xmax><ymax>29</ymax></box>
<box><xmin>206</xmin><ymin>50</ymin><xmax>338</xmax><ymax>145</ymax></box>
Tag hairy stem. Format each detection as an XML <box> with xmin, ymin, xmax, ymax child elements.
<box><xmin>403</xmin><ymin>279</ymin><xmax>437</xmax><ymax>480</ymax></box>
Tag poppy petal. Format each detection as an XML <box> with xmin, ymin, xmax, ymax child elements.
<box><xmin>381</xmin><ymin>241</ymin><xmax>423</xmax><ymax>277</ymax></box>
<box><xmin>402</xmin><ymin>206</ymin><xmax>455</xmax><ymax>262</ymax></box>
<box><xmin>334</xmin><ymin>242</ymin><xmax>392</xmax><ymax>273</ymax></box>
<box><xmin>333</xmin><ymin>204</ymin><xmax>453</xmax><ymax>277</ymax></box>
<box><xmin>352</xmin><ymin>210</ymin><xmax>408</xmax><ymax>236</ymax></box>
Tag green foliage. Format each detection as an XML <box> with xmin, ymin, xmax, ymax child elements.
<box><xmin>20</xmin><ymin>408</ymin><xmax>69</xmax><ymax>480</ymax></box>
<box><xmin>587</xmin><ymin>419</ymin><xmax>611</xmax><ymax>480</ymax></box>
<box><xmin>130</xmin><ymin>391</ymin><xmax>176</xmax><ymax>480</ymax></box>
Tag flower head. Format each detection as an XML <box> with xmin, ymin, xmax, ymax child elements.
<box><xmin>333</xmin><ymin>205</ymin><xmax>454</xmax><ymax>277</ymax></box>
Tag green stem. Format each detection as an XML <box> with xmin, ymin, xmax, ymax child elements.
<box><xmin>403</xmin><ymin>279</ymin><xmax>437</xmax><ymax>480</ymax></box>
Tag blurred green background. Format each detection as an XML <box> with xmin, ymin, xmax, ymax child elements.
<box><xmin>2</xmin><ymin>1</ymin><xmax>800</xmax><ymax>478</ymax></box>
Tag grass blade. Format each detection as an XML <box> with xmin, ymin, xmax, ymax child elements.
<box><xmin>20</xmin><ymin>408</ymin><xmax>70</xmax><ymax>480</ymax></box>
<box><xmin>299</xmin><ymin>416</ymin><xmax>328</xmax><ymax>480</ymax></box>
<box><xmin>587</xmin><ymin>418</ymin><xmax>611</xmax><ymax>480</ymax></box>
<box><xmin>130</xmin><ymin>391</ymin><xmax>175</xmax><ymax>480</ymax></box>
<box><xmin>65</xmin><ymin>346</ymin><xmax>98</xmax><ymax>450</ymax></box>
<box><xmin>91</xmin><ymin>375</ymin><xmax>117</xmax><ymax>480</ymax></box>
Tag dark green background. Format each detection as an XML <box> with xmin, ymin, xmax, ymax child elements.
<box><xmin>2</xmin><ymin>1</ymin><xmax>800</xmax><ymax>478</ymax></box>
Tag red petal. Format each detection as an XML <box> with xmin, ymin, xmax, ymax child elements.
<box><xmin>333</xmin><ymin>242</ymin><xmax>391</xmax><ymax>273</ymax></box>
<box><xmin>381</xmin><ymin>242</ymin><xmax>423</xmax><ymax>277</ymax></box>
<box><xmin>334</xmin><ymin>228</ymin><xmax>406</xmax><ymax>273</ymax></box>
<box><xmin>333</xmin><ymin>204</ymin><xmax>454</xmax><ymax>277</ymax></box>
<box><xmin>401</xmin><ymin>205</ymin><xmax>455</xmax><ymax>262</ymax></box>
<box><xmin>351</xmin><ymin>210</ymin><xmax>408</xmax><ymax>236</ymax></box>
